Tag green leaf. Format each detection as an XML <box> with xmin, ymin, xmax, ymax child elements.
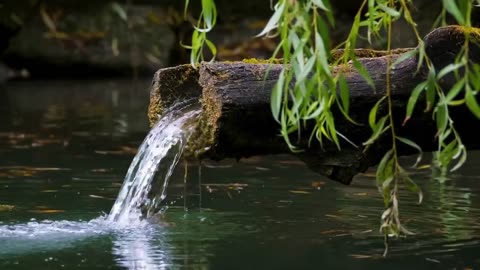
<box><xmin>376</xmin><ymin>149</ymin><xmax>393</xmax><ymax>204</ymax></box>
<box><xmin>378</xmin><ymin>3</ymin><xmax>401</xmax><ymax>18</ymax></box>
<box><xmin>368</xmin><ymin>96</ymin><xmax>386</xmax><ymax>130</ymax></box>
<box><xmin>353</xmin><ymin>59</ymin><xmax>375</xmax><ymax>89</ymax></box>
<box><xmin>425</xmin><ymin>69</ymin><xmax>437</xmax><ymax>111</ymax></box>
<box><xmin>451</xmin><ymin>144</ymin><xmax>467</xmax><ymax>171</ymax></box>
<box><xmin>437</xmin><ymin>63</ymin><xmax>464</xmax><ymax>80</ymax></box>
<box><xmin>315</xmin><ymin>32</ymin><xmax>331</xmax><ymax>76</ymax></box>
<box><xmin>257</xmin><ymin>1</ymin><xmax>285</xmax><ymax>37</ymax></box>
<box><xmin>271</xmin><ymin>70</ymin><xmax>285</xmax><ymax>122</ymax></box>
<box><xmin>338</xmin><ymin>74</ymin><xmax>350</xmax><ymax>114</ymax></box>
<box><xmin>404</xmin><ymin>81</ymin><xmax>427</xmax><ymax>124</ymax></box>
<box><xmin>465</xmin><ymin>85</ymin><xmax>480</xmax><ymax>119</ymax></box>
<box><xmin>401</xmin><ymin>172</ymin><xmax>423</xmax><ymax>204</ymax></box>
<box><xmin>396</xmin><ymin>136</ymin><xmax>423</xmax><ymax>167</ymax></box>
<box><xmin>184</xmin><ymin>0</ymin><xmax>190</xmax><ymax>18</ymax></box>
<box><xmin>205</xmin><ymin>39</ymin><xmax>217</xmax><ymax>60</ymax></box>
<box><xmin>435</xmin><ymin>103</ymin><xmax>449</xmax><ymax>134</ymax></box>
<box><xmin>201</xmin><ymin>0</ymin><xmax>217</xmax><ymax>31</ymax></box>
<box><xmin>311</xmin><ymin>0</ymin><xmax>329</xmax><ymax>11</ymax></box>
<box><xmin>445</xmin><ymin>79</ymin><xmax>466</xmax><ymax>103</ymax></box>
<box><xmin>297</xmin><ymin>56</ymin><xmax>316</xmax><ymax>82</ymax></box>
<box><xmin>442</xmin><ymin>0</ymin><xmax>465</xmax><ymax>24</ymax></box>
<box><xmin>111</xmin><ymin>3</ymin><xmax>127</xmax><ymax>21</ymax></box>
<box><xmin>363</xmin><ymin>116</ymin><xmax>389</xmax><ymax>146</ymax></box>
<box><xmin>392</xmin><ymin>49</ymin><xmax>417</xmax><ymax>67</ymax></box>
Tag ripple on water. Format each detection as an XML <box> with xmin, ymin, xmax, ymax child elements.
<box><xmin>0</xmin><ymin>216</ymin><xmax>155</xmax><ymax>256</ymax></box>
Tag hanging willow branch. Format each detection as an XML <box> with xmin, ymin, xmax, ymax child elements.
<box><xmin>183</xmin><ymin>0</ymin><xmax>480</xmax><ymax>253</ymax></box>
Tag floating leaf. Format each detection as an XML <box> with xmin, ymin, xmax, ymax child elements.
<box><xmin>0</xmin><ymin>204</ymin><xmax>14</xmax><ymax>212</ymax></box>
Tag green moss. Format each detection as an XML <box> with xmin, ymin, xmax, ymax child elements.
<box><xmin>148</xmin><ymin>65</ymin><xmax>199</xmax><ymax>127</ymax></box>
<box><xmin>242</xmin><ymin>58</ymin><xmax>283</xmax><ymax>64</ymax></box>
<box><xmin>454</xmin><ymin>25</ymin><xmax>480</xmax><ymax>38</ymax></box>
<box><xmin>184</xmin><ymin>88</ymin><xmax>221</xmax><ymax>158</ymax></box>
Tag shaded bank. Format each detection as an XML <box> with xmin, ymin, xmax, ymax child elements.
<box><xmin>0</xmin><ymin>0</ymin><xmax>447</xmax><ymax>79</ymax></box>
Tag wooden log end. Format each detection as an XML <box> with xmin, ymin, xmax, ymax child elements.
<box><xmin>148</xmin><ymin>64</ymin><xmax>200</xmax><ymax>126</ymax></box>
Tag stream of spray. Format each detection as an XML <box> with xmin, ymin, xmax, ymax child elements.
<box><xmin>108</xmin><ymin>102</ymin><xmax>201</xmax><ymax>225</ymax></box>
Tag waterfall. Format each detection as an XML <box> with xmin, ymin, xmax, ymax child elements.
<box><xmin>108</xmin><ymin>102</ymin><xmax>201</xmax><ymax>225</ymax></box>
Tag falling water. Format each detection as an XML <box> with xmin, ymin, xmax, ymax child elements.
<box><xmin>108</xmin><ymin>102</ymin><xmax>201</xmax><ymax>225</ymax></box>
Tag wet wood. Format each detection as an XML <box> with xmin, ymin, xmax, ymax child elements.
<box><xmin>148</xmin><ymin>26</ymin><xmax>480</xmax><ymax>185</ymax></box>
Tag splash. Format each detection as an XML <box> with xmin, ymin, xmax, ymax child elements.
<box><xmin>108</xmin><ymin>102</ymin><xmax>201</xmax><ymax>225</ymax></box>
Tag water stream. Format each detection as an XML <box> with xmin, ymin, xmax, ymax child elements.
<box><xmin>108</xmin><ymin>101</ymin><xmax>201</xmax><ymax>224</ymax></box>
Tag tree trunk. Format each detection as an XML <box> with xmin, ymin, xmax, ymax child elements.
<box><xmin>148</xmin><ymin>26</ymin><xmax>480</xmax><ymax>185</ymax></box>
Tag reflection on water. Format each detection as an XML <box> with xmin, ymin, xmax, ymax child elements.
<box><xmin>0</xmin><ymin>80</ymin><xmax>480</xmax><ymax>269</ymax></box>
<box><xmin>1</xmin><ymin>79</ymin><xmax>150</xmax><ymax>136</ymax></box>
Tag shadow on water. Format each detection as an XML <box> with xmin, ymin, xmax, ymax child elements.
<box><xmin>0</xmin><ymin>80</ymin><xmax>480</xmax><ymax>269</ymax></box>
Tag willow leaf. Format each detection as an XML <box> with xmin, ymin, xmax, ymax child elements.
<box><xmin>257</xmin><ymin>1</ymin><xmax>285</xmax><ymax>37</ymax></box>
<box><xmin>271</xmin><ymin>70</ymin><xmax>285</xmax><ymax>122</ymax></box>
<box><xmin>437</xmin><ymin>63</ymin><xmax>464</xmax><ymax>80</ymax></box>
<box><xmin>369</xmin><ymin>96</ymin><xmax>386</xmax><ymax>130</ymax></box>
<box><xmin>353</xmin><ymin>59</ymin><xmax>374</xmax><ymax>89</ymax></box>
<box><xmin>404</xmin><ymin>81</ymin><xmax>427</xmax><ymax>124</ymax></box>
<box><xmin>442</xmin><ymin>0</ymin><xmax>465</xmax><ymax>24</ymax></box>
<box><xmin>465</xmin><ymin>85</ymin><xmax>480</xmax><ymax>119</ymax></box>
<box><xmin>396</xmin><ymin>136</ymin><xmax>423</xmax><ymax>167</ymax></box>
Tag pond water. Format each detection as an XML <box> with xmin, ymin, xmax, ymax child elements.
<box><xmin>1</xmin><ymin>80</ymin><xmax>480</xmax><ymax>270</ymax></box>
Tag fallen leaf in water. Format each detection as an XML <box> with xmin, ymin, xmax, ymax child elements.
<box><xmin>91</xmin><ymin>168</ymin><xmax>112</xmax><ymax>173</ymax></box>
<box><xmin>311</xmin><ymin>181</ymin><xmax>326</xmax><ymax>188</ymax></box>
<box><xmin>278</xmin><ymin>159</ymin><xmax>304</xmax><ymax>165</ymax></box>
<box><xmin>120</xmin><ymin>146</ymin><xmax>138</xmax><ymax>155</ymax></box>
<box><xmin>289</xmin><ymin>190</ymin><xmax>310</xmax><ymax>194</ymax></box>
<box><xmin>0</xmin><ymin>204</ymin><xmax>15</xmax><ymax>211</ymax></box>
<box><xmin>349</xmin><ymin>254</ymin><xmax>373</xmax><ymax>259</ymax></box>
<box><xmin>353</xmin><ymin>192</ymin><xmax>368</xmax><ymax>196</ymax></box>
<box><xmin>203</xmin><ymin>163</ymin><xmax>233</xmax><ymax>169</ymax></box>
<box><xmin>417</xmin><ymin>164</ymin><xmax>431</xmax><ymax>170</ymax></box>
<box><xmin>360</xmin><ymin>172</ymin><xmax>376</xmax><ymax>177</ymax></box>
<box><xmin>28</xmin><ymin>209</ymin><xmax>65</xmax><ymax>213</ymax></box>
<box><xmin>255</xmin><ymin>166</ymin><xmax>270</xmax><ymax>171</ymax></box>
<box><xmin>89</xmin><ymin>194</ymin><xmax>105</xmax><ymax>199</ymax></box>
<box><xmin>320</xmin><ymin>229</ymin><xmax>346</xmax><ymax>235</ymax></box>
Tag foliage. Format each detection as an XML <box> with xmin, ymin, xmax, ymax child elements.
<box><xmin>182</xmin><ymin>0</ymin><xmax>217</xmax><ymax>66</ymax></box>
<box><xmin>184</xmin><ymin>0</ymin><xmax>480</xmax><ymax>254</ymax></box>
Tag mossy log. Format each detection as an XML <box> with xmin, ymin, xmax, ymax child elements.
<box><xmin>148</xmin><ymin>26</ymin><xmax>480</xmax><ymax>185</ymax></box>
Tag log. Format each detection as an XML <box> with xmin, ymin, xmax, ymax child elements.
<box><xmin>148</xmin><ymin>26</ymin><xmax>480</xmax><ymax>185</ymax></box>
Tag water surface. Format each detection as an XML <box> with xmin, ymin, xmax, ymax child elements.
<box><xmin>1</xmin><ymin>80</ymin><xmax>480</xmax><ymax>269</ymax></box>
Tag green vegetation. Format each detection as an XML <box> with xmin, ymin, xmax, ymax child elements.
<box><xmin>184</xmin><ymin>0</ymin><xmax>480</xmax><ymax>254</ymax></box>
